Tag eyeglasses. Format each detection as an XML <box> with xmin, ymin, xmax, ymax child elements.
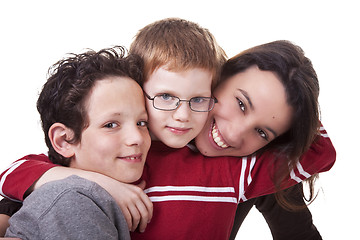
<box><xmin>144</xmin><ymin>92</ymin><xmax>217</xmax><ymax>112</ymax></box>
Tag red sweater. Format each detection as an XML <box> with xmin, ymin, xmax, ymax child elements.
<box><xmin>0</xmin><ymin>127</ymin><xmax>335</xmax><ymax>239</ymax></box>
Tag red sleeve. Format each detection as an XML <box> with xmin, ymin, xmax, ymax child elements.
<box><xmin>243</xmin><ymin>125</ymin><xmax>336</xmax><ymax>201</ymax></box>
<box><xmin>0</xmin><ymin>154</ymin><xmax>58</xmax><ymax>201</ymax></box>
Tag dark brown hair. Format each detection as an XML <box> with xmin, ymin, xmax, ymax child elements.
<box><xmin>221</xmin><ymin>40</ymin><xmax>320</xmax><ymax>208</ymax></box>
<box><xmin>37</xmin><ymin>46</ymin><xmax>143</xmax><ymax>166</ymax></box>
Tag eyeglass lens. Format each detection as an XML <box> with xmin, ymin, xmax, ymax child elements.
<box><xmin>153</xmin><ymin>95</ymin><xmax>214</xmax><ymax>112</ymax></box>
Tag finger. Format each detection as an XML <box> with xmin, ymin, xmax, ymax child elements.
<box><xmin>120</xmin><ymin>207</ymin><xmax>133</xmax><ymax>231</ymax></box>
<box><xmin>135</xmin><ymin>181</ymin><xmax>153</xmax><ymax>221</ymax></box>
<box><xmin>135</xmin><ymin>199</ymin><xmax>153</xmax><ymax>233</ymax></box>
<box><xmin>142</xmin><ymin>194</ymin><xmax>153</xmax><ymax>221</ymax></box>
<box><xmin>127</xmin><ymin>204</ymin><xmax>141</xmax><ymax>232</ymax></box>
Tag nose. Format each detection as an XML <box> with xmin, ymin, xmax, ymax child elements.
<box><xmin>172</xmin><ymin>101</ymin><xmax>191</xmax><ymax>122</ymax></box>
<box><xmin>227</xmin><ymin>118</ymin><xmax>252</xmax><ymax>145</ymax></box>
<box><xmin>125</xmin><ymin>125</ymin><xmax>145</xmax><ymax>146</ymax></box>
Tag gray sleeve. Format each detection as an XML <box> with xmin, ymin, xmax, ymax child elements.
<box><xmin>6</xmin><ymin>175</ymin><xmax>130</xmax><ymax>240</ymax></box>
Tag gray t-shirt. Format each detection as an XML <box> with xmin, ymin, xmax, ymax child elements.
<box><xmin>6</xmin><ymin>175</ymin><xmax>130</xmax><ymax>240</ymax></box>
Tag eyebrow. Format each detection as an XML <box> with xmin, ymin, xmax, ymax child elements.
<box><xmin>238</xmin><ymin>89</ymin><xmax>278</xmax><ymax>138</ymax></box>
<box><xmin>266</xmin><ymin>127</ymin><xmax>278</xmax><ymax>138</ymax></box>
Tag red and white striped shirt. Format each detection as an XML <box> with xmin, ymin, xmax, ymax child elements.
<box><xmin>131</xmin><ymin>128</ymin><xmax>334</xmax><ymax>239</ymax></box>
<box><xmin>0</xmin><ymin>127</ymin><xmax>335</xmax><ymax>239</ymax></box>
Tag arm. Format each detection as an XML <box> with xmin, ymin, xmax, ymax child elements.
<box><xmin>0</xmin><ymin>154</ymin><xmax>152</xmax><ymax>232</ymax></box>
<box><xmin>255</xmin><ymin>183</ymin><xmax>321</xmax><ymax>240</ymax></box>
<box><xmin>0</xmin><ymin>214</ymin><xmax>10</xmax><ymax>237</ymax></box>
<box><xmin>6</xmin><ymin>176</ymin><xmax>131</xmax><ymax>239</ymax></box>
<box><xmin>229</xmin><ymin>198</ymin><xmax>255</xmax><ymax>240</ymax></box>
<box><xmin>0</xmin><ymin>198</ymin><xmax>22</xmax><ymax>237</ymax></box>
<box><xmin>39</xmin><ymin>166</ymin><xmax>153</xmax><ymax>232</ymax></box>
<box><xmin>231</xmin><ymin>126</ymin><xmax>334</xmax><ymax>238</ymax></box>
<box><xmin>244</xmin><ymin>126</ymin><xmax>336</xmax><ymax>200</ymax></box>
<box><xmin>230</xmin><ymin>184</ymin><xmax>322</xmax><ymax>240</ymax></box>
<box><xmin>0</xmin><ymin>154</ymin><xmax>57</xmax><ymax>201</ymax></box>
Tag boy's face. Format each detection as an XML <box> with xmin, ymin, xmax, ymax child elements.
<box><xmin>70</xmin><ymin>76</ymin><xmax>151</xmax><ymax>183</ymax></box>
<box><xmin>143</xmin><ymin>66</ymin><xmax>212</xmax><ymax>148</ymax></box>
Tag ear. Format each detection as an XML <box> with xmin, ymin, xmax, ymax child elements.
<box><xmin>48</xmin><ymin>123</ymin><xmax>76</xmax><ymax>158</ymax></box>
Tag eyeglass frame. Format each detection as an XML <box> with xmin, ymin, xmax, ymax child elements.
<box><xmin>143</xmin><ymin>91</ymin><xmax>217</xmax><ymax>112</ymax></box>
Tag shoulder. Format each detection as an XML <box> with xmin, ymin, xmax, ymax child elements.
<box><xmin>23</xmin><ymin>176</ymin><xmax>114</xmax><ymax>215</ymax></box>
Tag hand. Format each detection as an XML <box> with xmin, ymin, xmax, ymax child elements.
<box><xmin>33</xmin><ymin>167</ymin><xmax>153</xmax><ymax>232</ymax></box>
<box><xmin>112</xmin><ymin>180</ymin><xmax>153</xmax><ymax>232</ymax></box>
<box><xmin>89</xmin><ymin>175</ymin><xmax>153</xmax><ymax>232</ymax></box>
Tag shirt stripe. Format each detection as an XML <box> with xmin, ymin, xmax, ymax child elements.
<box><xmin>238</xmin><ymin>157</ymin><xmax>249</xmax><ymax>202</ymax></box>
<box><xmin>290</xmin><ymin>169</ymin><xmax>302</xmax><ymax>183</ymax></box>
<box><xmin>247</xmin><ymin>155</ymin><xmax>256</xmax><ymax>185</ymax></box>
<box><xmin>0</xmin><ymin>160</ymin><xmax>27</xmax><ymax>201</ymax></box>
<box><xmin>320</xmin><ymin>133</ymin><xmax>329</xmax><ymax>138</ymax></box>
<box><xmin>149</xmin><ymin>195</ymin><xmax>238</xmax><ymax>203</ymax></box>
<box><xmin>145</xmin><ymin>186</ymin><xmax>235</xmax><ymax>194</ymax></box>
<box><xmin>296</xmin><ymin>162</ymin><xmax>311</xmax><ymax>178</ymax></box>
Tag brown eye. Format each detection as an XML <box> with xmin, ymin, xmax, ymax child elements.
<box><xmin>104</xmin><ymin>122</ymin><xmax>118</xmax><ymax>128</ymax></box>
<box><xmin>236</xmin><ymin>98</ymin><xmax>245</xmax><ymax>112</ymax></box>
<box><xmin>137</xmin><ymin>121</ymin><xmax>148</xmax><ymax>127</ymax></box>
<box><xmin>256</xmin><ymin>128</ymin><xmax>268</xmax><ymax>140</ymax></box>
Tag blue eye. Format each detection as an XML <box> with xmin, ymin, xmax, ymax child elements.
<box><xmin>191</xmin><ymin>97</ymin><xmax>205</xmax><ymax>103</ymax></box>
<box><xmin>159</xmin><ymin>93</ymin><xmax>175</xmax><ymax>101</ymax></box>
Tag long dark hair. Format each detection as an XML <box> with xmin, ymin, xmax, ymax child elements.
<box><xmin>221</xmin><ymin>40</ymin><xmax>320</xmax><ymax>209</ymax></box>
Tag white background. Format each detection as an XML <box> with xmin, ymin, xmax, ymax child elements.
<box><xmin>0</xmin><ymin>0</ymin><xmax>358</xmax><ymax>239</ymax></box>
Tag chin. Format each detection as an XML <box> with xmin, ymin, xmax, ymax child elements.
<box><xmin>161</xmin><ymin>138</ymin><xmax>190</xmax><ymax>149</ymax></box>
<box><xmin>199</xmin><ymin>148</ymin><xmax>222</xmax><ymax>157</ymax></box>
<box><xmin>195</xmin><ymin>141</ymin><xmax>217</xmax><ymax>157</ymax></box>
<box><xmin>196</xmin><ymin>143</ymin><xmax>247</xmax><ymax>157</ymax></box>
<box><xmin>114</xmin><ymin>171</ymin><xmax>142</xmax><ymax>184</ymax></box>
<box><xmin>165</xmin><ymin>141</ymin><xmax>188</xmax><ymax>149</ymax></box>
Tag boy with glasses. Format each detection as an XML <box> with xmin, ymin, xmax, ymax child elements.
<box><xmin>0</xmin><ymin>17</ymin><xmax>226</xmax><ymax>236</ymax></box>
<box><xmin>0</xmin><ymin>18</ymin><xmax>334</xmax><ymax>239</ymax></box>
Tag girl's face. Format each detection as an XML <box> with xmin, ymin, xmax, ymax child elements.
<box><xmin>70</xmin><ymin>77</ymin><xmax>151</xmax><ymax>183</ymax></box>
<box><xmin>195</xmin><ymin>65</ymin><xmax>293</xmax><ymax>157</ymax></box>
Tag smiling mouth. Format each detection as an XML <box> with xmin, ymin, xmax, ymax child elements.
<box><xmin>167</xmin><ymin>126</ymin><xmax>191</xmax><ymax>135</ymax></box>
<box><xmin>119</xmin><ymin>154</ymin><xmax>142</xmax><ymax>163</ymax></box>
<box><xmin>211</xmin><ymin>122</ymin><xmax>229</xmax><ymax>149</ymax></box>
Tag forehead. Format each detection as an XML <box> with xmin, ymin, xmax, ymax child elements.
<box><xmin>220</xmin><ymin>65</ymin><xmax>283</xmax><ymax>95</ymax></box>
<box><xmin>220</xmin><ymin>65</ymin><xmax>293</xmax><ymax>135</ymax></box>
<box><xmin>144</xmin><ymin>66</ymin><xmax>213</xmax><ymax>97</ymax></box>
<box><xmin>86</xmin><ymin>76</ymin><xmax>145</xmax><ymax>115</ymax></box>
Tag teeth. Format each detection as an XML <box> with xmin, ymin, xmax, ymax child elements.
<box><xmin>211</xmin><ymin>124</ymin><xmax>229</xmax><ymax>148</ymax></box>
<box><xmin>212</xmin><ymin>129</ymin><xmax>218</xmax><ymax>138</ymax></box>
